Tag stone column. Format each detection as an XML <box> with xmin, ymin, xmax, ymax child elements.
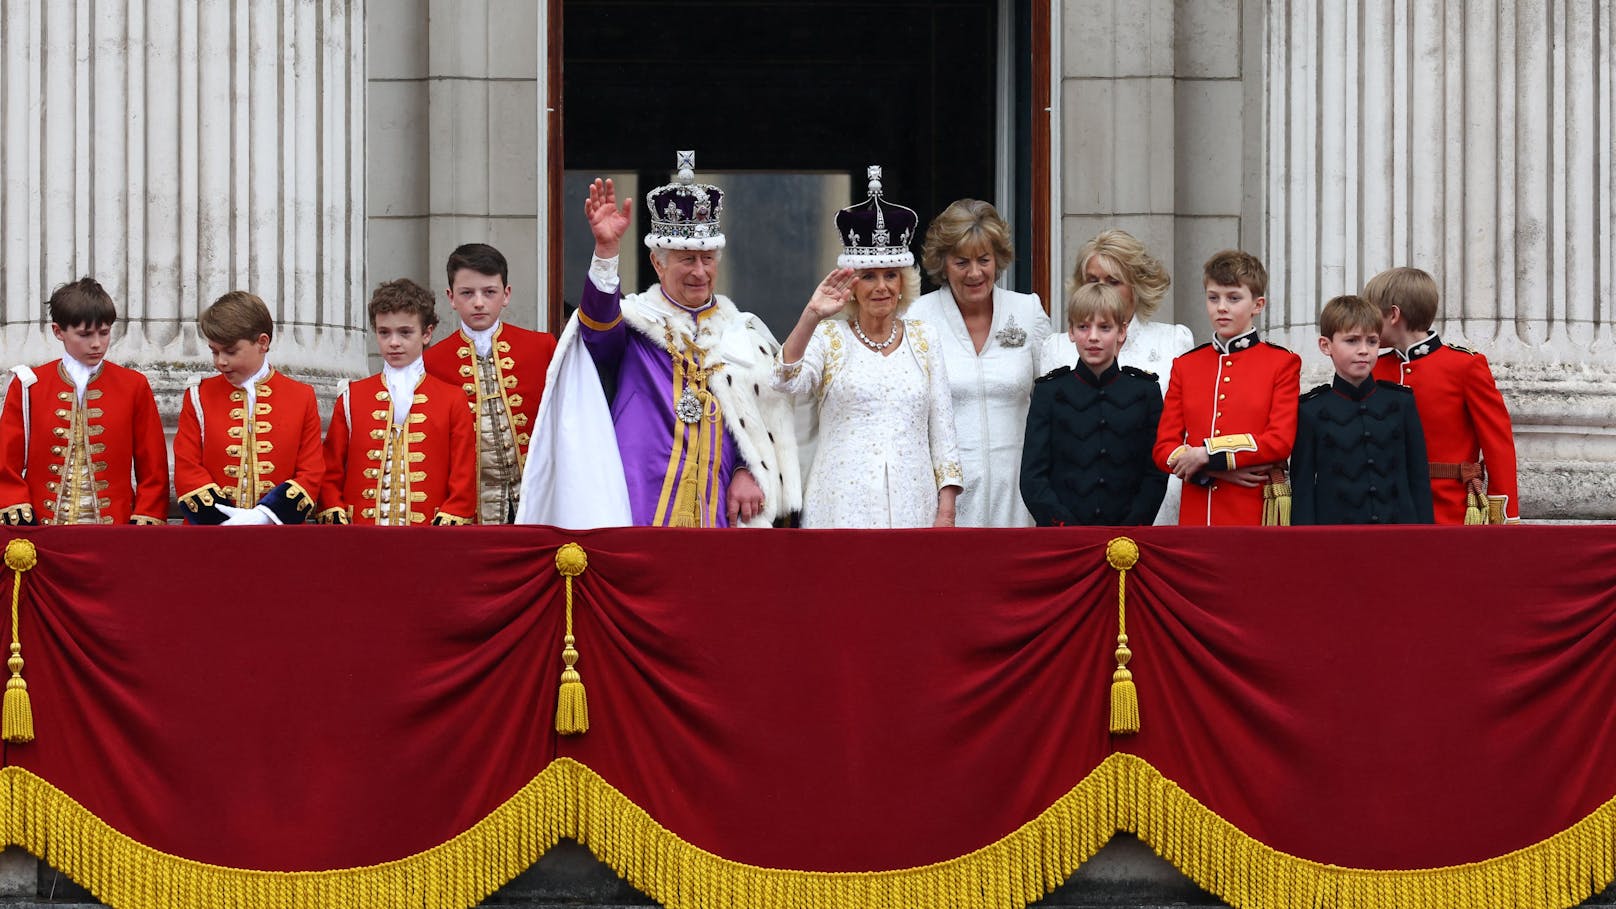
<box><xmin>1263</xmin><ymin>0</ymin><xmax>1616</xmax><ymax>519</ymax></box>
<box><xmin>1054</xmin><ymin>0</ymin><xmax>1268</xmax><ymax>336</ymax></box>
<box><xmin>366</xmin><ymin>0</ymin><xmax>543</xmax><ymax>334</ymax></box>
<box><xmin>0</xmin><ymin>0</ymin><xmax>368</xmax><ymax>412</ymax></box>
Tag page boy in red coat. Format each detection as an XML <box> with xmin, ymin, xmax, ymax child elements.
<box><xmin>0</xmin><ymin>278</ymin><xmax>168</xmax><ymax>525</ymax></box>
<box><xmin>1367</xmin><ymin>266</ymin><xmax>1520</xmax><ymax>524</ymax></box>
<box><xmin>319</xmin><ymin>279</ymin><xmax>475</xmax><ymax>526</ymax></box>
<box><xmin>173</xmin><ymin>291</ymin><xmax>324</xmax><ymax>524</ymax></box>
<box><xmin>423</xmin><ymin>243</ymin><xmax>556</xmax><ymax>523</ymax></box>
<box><xmin>1153</xmin><ymin>251</ymin><xmax>1301</xmax><ymax>526</ymax></box>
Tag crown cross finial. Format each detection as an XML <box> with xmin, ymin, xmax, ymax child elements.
<box><xmin>675</xmin><ymin>150</ymin><xmax>696</xmax><ymax>185</ymax></box>
<box><xmin>866</xmin><ymin>164</ymin><xmax>884</xmax><ymax>198</ymax></box>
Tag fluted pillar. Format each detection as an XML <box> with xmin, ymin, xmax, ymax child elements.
<box><xmin>0</xmin><ymin>0</ymin><xmax>368</xmax><ymax>410</ymax></box>
<box><xmin>1264</xmin><ymin>0</ymin><xmax>1616</xmax><ymax>519</ymax></box>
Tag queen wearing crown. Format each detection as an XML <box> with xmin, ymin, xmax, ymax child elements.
<box><xmin>771</xmin><ymin>168</ymin><xmax>963</xmax><ymax>528</ymax></box>
<box><xmin>516</xmin><ymin>152</ymin><xmax>800</xmax><ymax>528</ymax></box>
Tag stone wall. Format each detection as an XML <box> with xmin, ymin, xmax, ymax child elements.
<box><xmin>1054</xmin><ymin>0</ymin><xmax>1267</xmax><ymax>339</ymax></box>
<box><xmin>366</xmin><ymin>0</ymin><xmax>546</xmax><ymax>337</ymax></box>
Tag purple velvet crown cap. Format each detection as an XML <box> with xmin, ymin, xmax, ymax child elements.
<box><xmin>835</xmin><ymin>165</ymin><xmax>917</xmax><ymax>269</ymax></box>
<box><xmin>644</xmin><ymin>150</ymin><xmax>726</xmax><ymax>251</ymax></box>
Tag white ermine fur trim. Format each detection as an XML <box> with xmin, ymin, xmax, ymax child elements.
<box><xmin>616</xmin><ymin>287</ymin><xmax>801</xmax><ymax>525</ymax></box>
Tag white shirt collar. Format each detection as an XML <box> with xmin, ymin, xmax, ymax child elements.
<box><xmin>236</xmin><ymin>360</ymin><xmax>272</xmax><ymax>407</ymax></box>
<box><xmin>381</xmin><ymin>358</ymin><xmax>425</xmax><ymax>424</ymax></box>
<box><xmin>462</xmin><ymin>321</ymin><xmax>500</xmax><ymax>358</ymax></box>
<box><xmin>61</xmin><ymin>356</ymin><xmax>97</xmax><ymax>403</ymax></box>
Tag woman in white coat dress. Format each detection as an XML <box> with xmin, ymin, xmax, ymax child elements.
<box><xmin>908</xmin><ymin>200</ymin><xmax>1053</xmax><ymax>527</ymax></box>
<box><xmin>1037</xmin><ymin>229</ymin><xmax>1194</xmax><ymax>524</ymax></box>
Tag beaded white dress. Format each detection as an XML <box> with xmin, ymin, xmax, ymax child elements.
<box><xmin>771</xmin><ymin>319</ymin><xmax>963</xmax><ymax>528</ymax></box>
<box><xmin>1038</xmin><ymin>316</ymin><xmax>1195</xmax><ymax>525</ymax></box>
<box><xmin>908</xmin><ymin>286</ymin><xmax>1053</xmax><ymax>527</ymax></box>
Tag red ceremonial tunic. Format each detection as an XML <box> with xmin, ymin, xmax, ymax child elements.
<box><xmin>422</xmin><ymin>322</ymin><xmax>555</xmax><ymax>466</ymax></box>
<box><xmin>1373</xmin><ymin>335</ymin><xmax>1520</xmax><ymax>523</ymax></box>
<box><xmin>173</xmin><ymin>370</ymin><xmax>324</xmax><ymax>522</ymax></box>
<box><xmin>1153</xmin><ymin>331</ymin><xmax>1301</xmax><ymax>526</ymax></box>
<box><xmin>318</xmin><ymin>371</ymin><xmax>476</xmax><ymax>525</ymax></box>
<box><xmin>0</xmin><ymin>359</ymin><xmax>168</xmax><ymax>524</ymax></box>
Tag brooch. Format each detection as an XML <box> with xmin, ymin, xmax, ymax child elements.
<box><xmin>995</xmin><ymin>316</ymin><xmax>1027</xmax><ymax>348</ymax></box>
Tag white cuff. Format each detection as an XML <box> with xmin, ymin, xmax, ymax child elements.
<box><xmin>589</xmin><ymin>255</ymin><xmax>621</xmax><ymax>294</ymax></box>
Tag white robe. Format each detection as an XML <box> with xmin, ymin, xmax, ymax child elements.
<box><xmin>771</xmin><ymin>320</ymin><xmax>962</xmax><ymax>528</ymax></box>
<box><xmin>908</xmin><ymin>286</ymin><xmax>1053</xmax><ymax>527</ymax></box>
<box><xmin>1038</xmin><ymin>316</ymin><xmax>1195</xmax><ymax>525</ymax></box>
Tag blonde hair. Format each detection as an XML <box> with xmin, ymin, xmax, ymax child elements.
<box><xmin>845</xmin><ymin>266</ymin><xmax>921</xmax><ymax>319</ymax></box>
<box><xmin>1362</xmin><ymin>267</ymin><xmax>1439</xmax><ymax>332</ymax></box>
<box><xmin>1070</xmin><ymin>229</ymin><xmax>1172</xmax><ymax>320</ymax></box>
<box><xmin>1317</xmin><ymin>295</ymin><xmax>1382</xmax><ymax>338</ymax></box>
<box><xmin>919</xmin><ymin>199</ymin><xmax>1014</xmax><ymax>285</ymax></box>
<box><xmin>1066</xmin><ymin>282</ymin><xmax>1129</xmax><ymax>327</ymax></box>
<box><xmin>199</xmin><ymin>291</ymin><xmax>274</xmax><ymax>345</ymax></box>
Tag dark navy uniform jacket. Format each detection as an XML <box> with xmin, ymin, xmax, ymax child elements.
<box><xmin>1291</xmin><ymin>375</ymin><xmax>1435</xmax><ymax>525</ymax></box>
<box><xmin>1020</xmin><ymin>361</ymin><xmax>1167</xmax><ymax>526</ymax></box>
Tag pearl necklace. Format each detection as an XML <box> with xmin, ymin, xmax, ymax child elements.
<box><xmin>851</xmin><ymin>317</ymin><xmax>900</xmax><ymax>351</ymax></box>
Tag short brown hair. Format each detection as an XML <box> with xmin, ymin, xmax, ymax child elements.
<box><xmin>446</xmin><ymin>243</ymin><xmax>508</xmax><ymax>288</ymax></box>
<box><xmin>919</xmin><ymin>199</ymin><xmax>1014</xmax><ymax>285</ymax></box>
<box><xmin>1362</xmin><ymin>267</ymin><xmax>1439</xmax><ymax>332</ymax></box>
<box><xmin>1072</xmin><ymin>229</ymin><xmax>1172</xmax><ymax>319</ymax></box>
<box><xmin>1317</xmin><ymin>295</ymin><xmax>1382</xmax><ymax>338</ymax></box>
<box><xmin>1065</xmin><ymin>282</ymin><xmax>1130</xmax><ymax>328</ymax></box>
<box><xmin>47</xmin><ymin>277</ymin><xmax>117</xmax><ymax>329</ymax></box>
<box><xmin>199</xmin><ymin>291</ymin><xmax>274</xmax><ymax>345</ymax></box>
<box><xmin>1202</xmin><ymin>250</ymin><xmax>1268</xmax><ymax>299</ymax></box>
<box><xmin>367</xmin><ymin>278</ymin><xmax>439</xmax><ymax>332</ymax></box>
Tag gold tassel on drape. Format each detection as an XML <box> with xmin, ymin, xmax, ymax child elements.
<box><xmin>554</xmin><ymin>542</ymin><xmax>590</xmax><ymax>734</ymax></box>
<box><xmin>1105</xmin><ymin>537</ymin><xmax>1140</xmax><ymax>735</ymax></box>
<box><xmin>4</xmin><ymin>538</ymin><xmax>38</xmax><ymax>743</ymax></box>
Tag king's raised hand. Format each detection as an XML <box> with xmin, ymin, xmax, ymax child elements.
<box><xmin>586</xmin><ymin>177</ymin><xmax>634</xmax><ymax>257</ymax></box>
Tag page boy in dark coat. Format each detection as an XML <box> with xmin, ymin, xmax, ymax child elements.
<box><xmin>1291</xmin><ymin>294</ymin><xmax>1434</xmax><ymax>525</ymax></box>
<box><xmin>1020</xmin><ymin>282</ymin><xmax>1166</xmax><ymax>526</ymax></box>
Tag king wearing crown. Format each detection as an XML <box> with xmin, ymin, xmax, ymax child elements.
<box><xmin>517</xmin><ymin>152</ymin><xmax>800</xmax><ymax>528</ymax></box>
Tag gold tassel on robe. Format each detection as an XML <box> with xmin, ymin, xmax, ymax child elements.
<box><xmin>554</xmin><ymin>543</ymin><xmax>590</xmax><ymax>734</ymax></box>
<box><xmin>4</xmin><ymin>538</ymin><xmax>38</xmax><ymax>743</ymax></box>
<box><xmin>1105</xmin><ymin>537</ymin><xmax>1140</xmax><ymax>734</ymax></box>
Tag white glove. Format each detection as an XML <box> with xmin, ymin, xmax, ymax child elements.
<box><xmin>218</xmin><ymin>503</ymin><xmax>274</xmax><ymax>526</ymax></box>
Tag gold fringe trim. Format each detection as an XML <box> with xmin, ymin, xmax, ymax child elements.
<box><xmin>1112</xmin><ymin>752</ymin><xmax>1616</xmax><ymax>909</ymax></box>
<box><xmin>1</xmin><ymin>755</ymin><xmax>1614</xmax><ymax>909</ymax></box>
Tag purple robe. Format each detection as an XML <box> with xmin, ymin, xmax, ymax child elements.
<box><xmin>580</xmin><ymin>280</ymin><xmax>739</xmax><ymax>527</ymax></box>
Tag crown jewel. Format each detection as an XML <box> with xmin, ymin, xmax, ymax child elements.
<box><xmin>644</xmin><ymin>151</ymin><xmax>726</xmax><ymax>251</ymax></box>
<box><xmin>835</xmin><ymin>164</ymin><xmax>917</xmax><ymax>270</ymax></box>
